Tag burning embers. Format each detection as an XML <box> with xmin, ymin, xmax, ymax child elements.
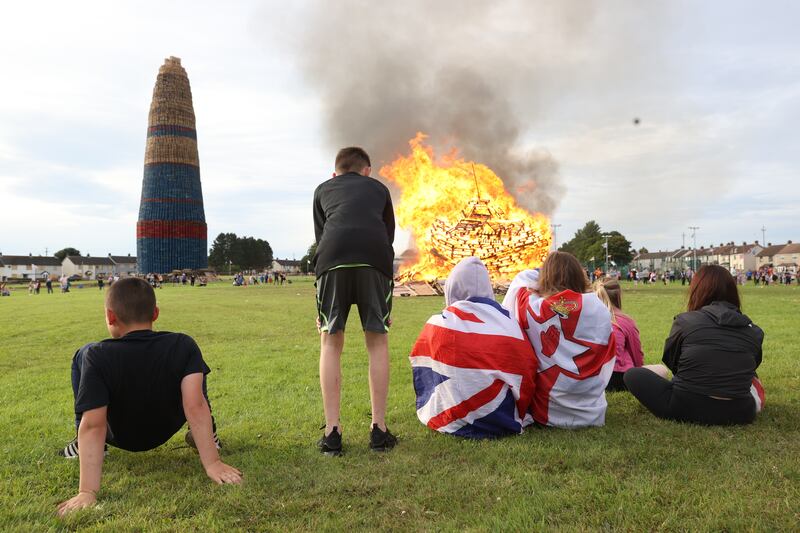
<box><xmin>381</xmin><ymin>133</ymin><xmax>552</xmax><ymax>281</ymax></box>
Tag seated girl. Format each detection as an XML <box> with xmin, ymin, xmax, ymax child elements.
<box><xmin>593</xmin><ymin>278</ymin><xmax>644</xmax><ymax>392</ymax></box>
<box><xmin>409</xmin><ymin>257</ymin><xmax>537</xmax><ymax>439</ymax></box>
<box><xmin>624</xmin><ymin>265</ymin><xmax>765</xmax><ymax>425</ymax></box>
<box><xmin>506</xmin><ymin>251</ymin><xmax>616</xmax><ymax>428</ymax></box>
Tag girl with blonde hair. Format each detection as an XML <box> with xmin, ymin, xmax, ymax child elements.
<box><xmin>593</xmin><ymin>277</ymin><xmax>644</xmax><ymax>391</ymax></box>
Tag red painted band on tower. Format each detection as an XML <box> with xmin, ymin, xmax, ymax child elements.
<box><xmin>136</xmin><ymin>220</ymin><xmax>208</xmax><ymax>239</ymax></box>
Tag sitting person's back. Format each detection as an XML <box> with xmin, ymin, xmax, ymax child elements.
<box><xmin>624</xmin><ymin>265</ymin><xmax>765</xmax><ymax>425</ymax></box>
<box><xmin>57</xmin><ymin>277</ymin><xmax>241</xmax><ymax>517</ymax></box>
<box><xmin>665</xmin><ymin>301</ymin><xmax>761</xmax><ymax>399</ymax></box>
<box><xmin>593</xmin><ymin>278</ymin><xmax>644</xmax><ymax>392</ymax></box>
<box><xmin>409</xmin><ymin>257</ymin><xmax>537</xmax><ymax>439</ymax></box>
<box><xmin>75</xmin><ymin>330</ymin><xmax>208</xmax><ymax>451</ymax></box>
<box><xmin>507</xmin><ymin>252</ymin><xmax>616</xmax><ymax>428</ymax></box>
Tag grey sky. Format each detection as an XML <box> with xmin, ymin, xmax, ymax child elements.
<box><xmin>0</xmin><ymin>1</ymin><xmax>797</xmax><ymax>260</ymax></box>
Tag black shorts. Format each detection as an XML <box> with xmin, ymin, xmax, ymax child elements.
<box><xmin>316</xmin><ymin>267</ymin><xmax>393</xmax><ymax>335</ymax></box>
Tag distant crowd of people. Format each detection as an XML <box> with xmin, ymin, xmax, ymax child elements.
<box><xmin>145</xmin><ymin>272</ymin><xmax>207</xmax><ymax>288</ymax></box>
<box><xmin>751</xmin><ymin>266</ymin><xmax>796</xmax><ymax>286</ymax></box>
<box><xmin>622</xmin><ymin>266</ymin><xmax>798</xmax><ymax>287</ymax></box>
<box><xmin>232</xmin><ymin>271</ymin><xmax>287</xmax><ymax>286</ymax></box>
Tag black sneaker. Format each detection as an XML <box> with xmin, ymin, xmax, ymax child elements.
<box><xmin>58</xmin><ymin>438</ymin><xmax>108</xmax><ymax>459</ymax></box>
<box><xmin>185</xmin><ymin>429</ymin><xmax>222</xmax><ymax>450</ymax></box>
<box><xmin>369</xmin><ymin>424</ymin><xmax>397</xmax><ymax>452</ymax></box>
<box><xmin>317</xmin><ymin>426</ymin><xmax>343</xmax><ymax>456</ymax></box>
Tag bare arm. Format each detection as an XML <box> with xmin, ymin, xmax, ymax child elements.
<box><xmin>57</xmin><ymin>407</ymin><xmax>107</xmax><ymax>517</ymax></box>
<box><xmin>181</xmin><ymin>373</ymin><xmax>242</xmax><ymax>484</ymax></box>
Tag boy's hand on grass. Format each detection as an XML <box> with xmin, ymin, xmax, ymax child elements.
<box><xmin>56</xmin><ymin>491</ymin><xmax>96</xmax><ymax>517</ymax></box>
<box><xmin>205</xmin><ymin>459</ymin><xmax>243</xmax><ymax>485</ymax></box>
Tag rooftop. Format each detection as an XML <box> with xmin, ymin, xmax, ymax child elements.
<box><xmin>0</xmin><ymin>255</ymin><xmax>62</xmax><ymax>267</ymax></box>
<box><xmin>66</xmin><ymin>255</ymin><xmax>115</xmax><ymax>266</ymax></box>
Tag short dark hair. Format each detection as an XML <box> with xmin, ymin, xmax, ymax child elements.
<box><xmin>335</xmin><ymin>147</ymin><xmax>371</xmax><ymax>174</ymax></box>
<box><xmin>106</xmin><ymin>277</ymin><xmax>156</xmax><ymax>324</ymax></box>
<box><xmin>539</xmin><ymin>251</ymin><xmax>590</xmax><ymax>296</ymax></box>
<box><xmin>687</xmin><ymin>265</ymin><xmax>740</xmax><ymax>312</ymax></box>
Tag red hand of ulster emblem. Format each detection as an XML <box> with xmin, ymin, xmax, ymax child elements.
<box><xmin>540</xmin><ymin>325</ymin><xmax>560</xmax><ymax>356</ymax></box>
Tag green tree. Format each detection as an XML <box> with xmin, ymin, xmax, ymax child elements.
<box><xmin>210</xmin><ymin>233</ymin><xmax>273</xmax><ymax>271</ymax></box>
<box><xmin>559</xmin><ymin>222</ymin><xmax>634</xmax><ymax>268</ymax></box>
<box><xmin>209</xmin><ymin>233</ymin><xmax>237</xmax><ymax>270</ymax></box>
<box><xmin>54</xmin><ymin>247</ymin><xmax>80</xmax><ymax>261</ymax></box>
<box><xmin>300</xmin><ymin>242</ymin><xmax>317</xmax><ymax>274</ymax></box>
<box><xmin>559</xmin><ymin>221</ymin><xmax>602</xmax><ymax>263</ymax></box>
<box><xmin>235</xmin><ymin>236</ymin><xmax>273</xmax><ymax>270</ymax></box>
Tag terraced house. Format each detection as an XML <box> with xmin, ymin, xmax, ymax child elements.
<box><xmin>0</xmin><ymin>254</ymin><xmax>63</xmax><ymax>280</ymax></box>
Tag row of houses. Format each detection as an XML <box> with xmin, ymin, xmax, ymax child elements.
<box><xmin>632</xmin><ymin>241</ymin><xmax>800</xmax><ymax>273</ymax></box>
<box><xmin>0</xmin><ymin>253</ymin><xmax>306</xmax><ymax>280</ymax></box>
<box><xmin>0</xmin><ymin>254</ymin><xmax>139</xmax><ymax>281</ymax></box>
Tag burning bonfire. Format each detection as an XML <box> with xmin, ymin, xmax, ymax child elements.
<box><xmin>381</xmin><ymin>133</ymin><xmax>552</xmax><ymax>281</ymax></box>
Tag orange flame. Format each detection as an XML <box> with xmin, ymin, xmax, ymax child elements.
<box><xmin>380</xmin><ymin>133</ymin><xmax>552</xmax><ymax>281</ymax></box>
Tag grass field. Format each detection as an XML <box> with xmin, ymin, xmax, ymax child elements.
<box><xmin>1</xmin><ymin>279</ymin><xmax>798</xmax><ymax>531</ymax></box>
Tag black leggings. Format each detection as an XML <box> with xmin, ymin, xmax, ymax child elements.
<box><xmin>624</xmin><ymin>367</ymin><xmax>756</xmax><ymax>425</ymax></box>
<box><xmin>606</xmin><ymin>371</ymin><xmax>628</xmax><ymax>392</ymax></box>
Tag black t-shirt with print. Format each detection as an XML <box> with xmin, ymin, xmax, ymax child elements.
<box><xmin>74</xmin><ymin>330</ymin><xmax>210</xmax><ymax>451</ymax></box>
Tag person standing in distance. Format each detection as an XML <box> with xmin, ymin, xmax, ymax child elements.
<box><xmin>313</xmin><ymin>147</ymin><xmax>397</xmax><ymax>455</ymax></box>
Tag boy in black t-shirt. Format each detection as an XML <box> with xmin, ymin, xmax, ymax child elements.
<box><xmin>312</xmin><ymin>147</ymin><xmax>397</xmax><ymax>455</ymax></box>
<box><xmin>56</xmin><ymin>278</ymin><xmax>241</xmax><ymax>517</ymax></box>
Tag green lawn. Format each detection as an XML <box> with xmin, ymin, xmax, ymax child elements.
<box><xmin>1</xmin><ymin>280</ymin><xmax>798</xmax><ymax>531</ymax></box>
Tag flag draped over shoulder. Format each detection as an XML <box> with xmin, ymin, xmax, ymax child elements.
<box><xmin>410</xmin><ymin>297</ymin><xmax>537</xmax><ymax>439</ymax></box>
<box><xmin>514</xmin><ymin>288</ymin><xmax>616</xmax><ymax>428</ymax></box>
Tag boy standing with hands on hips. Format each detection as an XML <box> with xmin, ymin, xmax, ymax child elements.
<box><xmin>313</xmin><ymin>147</ymin><xmax>397</xmax><ymax>455</ymax></box>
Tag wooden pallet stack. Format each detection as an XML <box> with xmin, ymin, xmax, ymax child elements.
<box><xmin>136</xmin><ymin>57</ymin><xmax>208</xmax><ymax>274</ymax></box>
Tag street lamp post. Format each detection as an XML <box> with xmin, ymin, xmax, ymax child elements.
<box><xmin>689</xmin><ymin>226</ymin><xmax>700</xmax><ymax>272</ymax></box>
<box><xmin>551</xmin><ymin>224</ymin><xmax>562</xmax><ymax>251</ymax></box>
<box><xmin>602</xmin><ymin>234</ymin><xmax>610</xmax><ymax>274</ymax></box>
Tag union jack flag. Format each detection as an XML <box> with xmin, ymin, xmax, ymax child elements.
<box><xmin>409</xmin><ymin>297</ymin><xmax>537</xmax><ymax>439</ymax></box>
<box><xmin>513</xmin><ymin>288</ymin><xmax>616</xmax><ymax>428</ymax></box>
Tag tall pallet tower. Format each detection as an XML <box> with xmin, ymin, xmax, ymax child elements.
<box><xmin>136</xmin><ymin>56</ymin><xmax>208</xmax><ymax>274</ymax></box>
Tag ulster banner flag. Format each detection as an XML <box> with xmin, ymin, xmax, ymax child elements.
<box><xmin>513</xmin><ymin>287</ymin><xmax>616</xmax><ymax>428</ymax></box>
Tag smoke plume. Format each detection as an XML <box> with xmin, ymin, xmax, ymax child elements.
<box><xmin>289</xmin><ymin>1</ymin><xmax>663</xmax><ymax>215</ymax></box>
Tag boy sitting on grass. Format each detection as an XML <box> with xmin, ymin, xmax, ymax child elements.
<box><xmin>56</xmin><ymin>277</ymin><xmax>241</xmax><ymax>517</ymax></box>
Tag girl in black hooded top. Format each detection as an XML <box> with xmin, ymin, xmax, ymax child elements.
<box><xmin>624</xmin><ymin>265</ymin><xmax>765</xmax><ymax>425</ymax></box>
